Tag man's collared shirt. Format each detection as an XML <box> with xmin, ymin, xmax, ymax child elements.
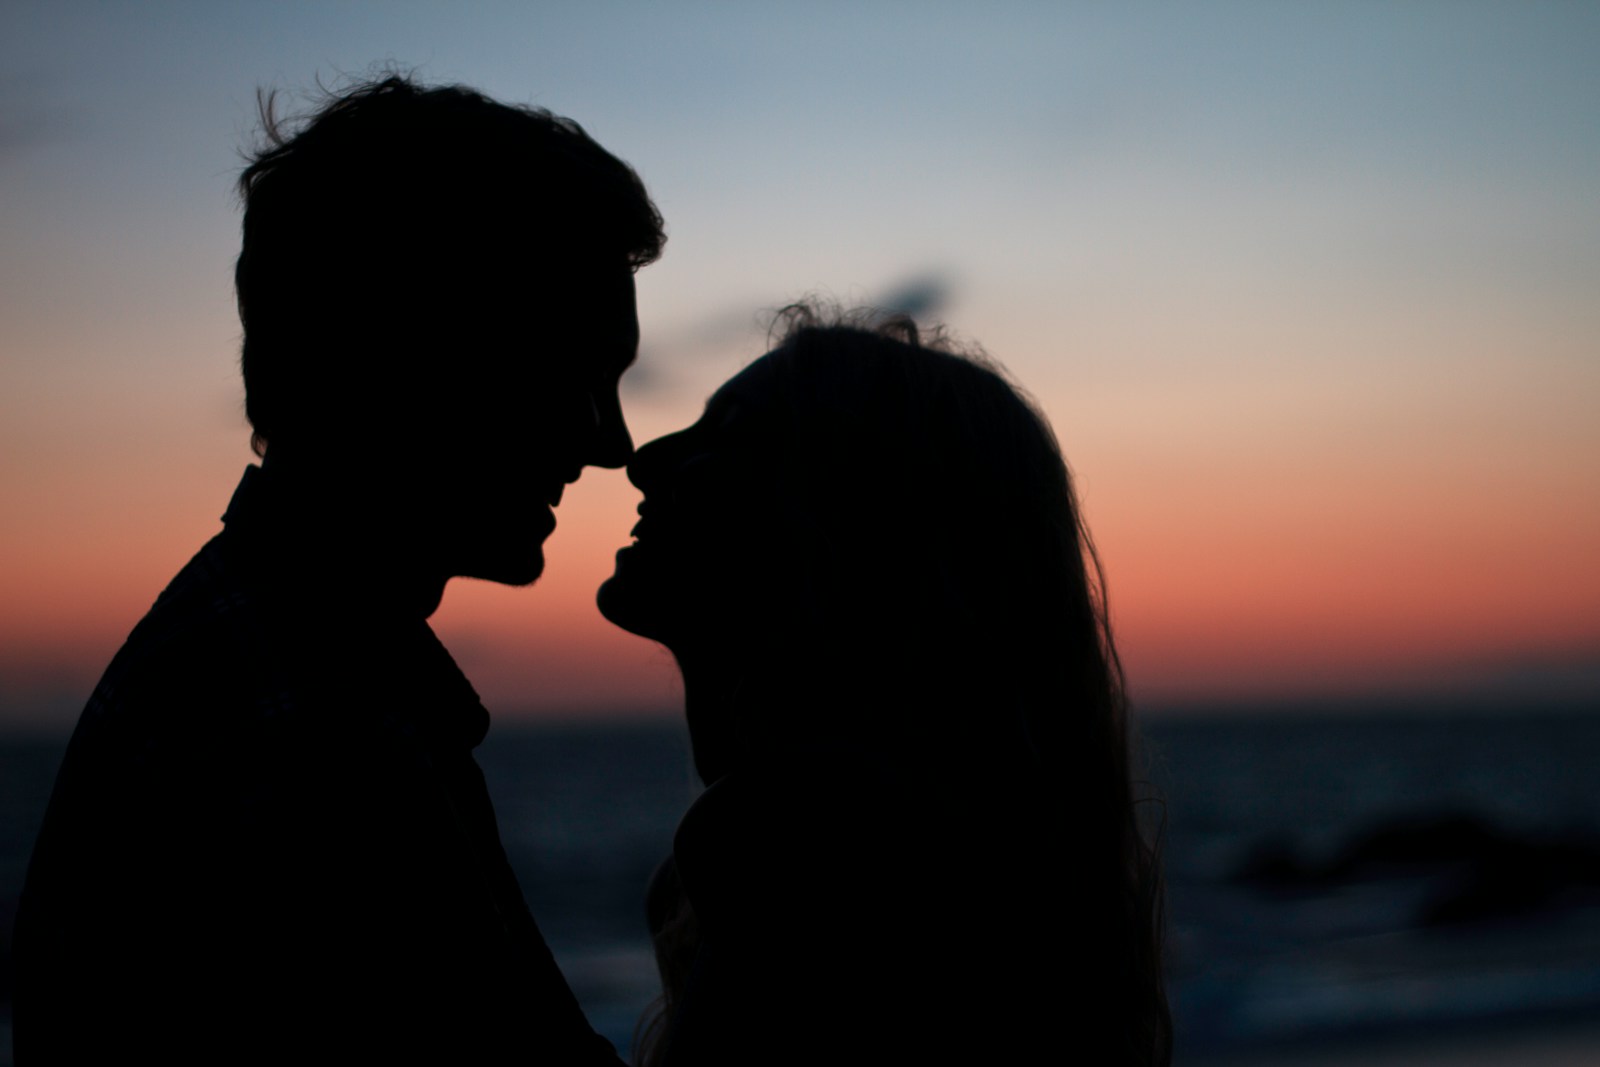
<box><xmin>15</xmin><ymin>466</ymin><xmax>620</xmax><ymax>1065</ymax></box>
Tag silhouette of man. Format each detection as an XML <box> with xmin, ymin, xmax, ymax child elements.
<box><xmin>14</xmin><ymin>76</ymin><xmax>663</xmax><ymax>1064</ymax></box>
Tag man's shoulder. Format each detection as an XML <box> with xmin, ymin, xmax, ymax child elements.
<box><xmin>124</xmin><ymin>533</ymin><xmax>251</xmax><ymax>649</ymax></box>
<box><xmin>80</xmin><ymin>525</ymin><xmax>482</xmax><ymax>749</ymax></box>
<box><xmin>79</xmin><ymin>532</ymin><xmax>291</xmax><ymax>742</ymax></box>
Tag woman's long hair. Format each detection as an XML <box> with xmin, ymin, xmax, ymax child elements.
<box><xmin>638</xmin><ymin>305</ymin><xmax>1170</xmax><ymax>1066</ymax></box>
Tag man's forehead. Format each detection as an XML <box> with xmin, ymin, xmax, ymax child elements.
<box><xmin>513</xmin><ymin>304</ymin><xmax>638</xmax><ymax>380</ymax></box>
<box><xmin>550</xmin><ymin>276</ymin><xmax>639</xmax><ymax>362</ymax></box>
<box><xmin>526</xmin><ymin>253</ymin><xmax>636</xmax><ymax>296</ymax></box>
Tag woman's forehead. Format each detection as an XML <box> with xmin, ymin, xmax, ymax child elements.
<box><xmin>705</xmin><ymin>349</ymin><xmax>783</xmax><ymax>410</ymax></box>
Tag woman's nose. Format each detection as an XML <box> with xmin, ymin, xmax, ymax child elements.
<box><xmin>627</xmin><ymin>429</ymin><xmax>686</xmax><ymax>492</ymax></box>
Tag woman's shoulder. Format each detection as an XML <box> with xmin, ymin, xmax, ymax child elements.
<box><xmin>664</xmin><ymin>748</ymin><xmax>1077</xmax><ymax>1058</ymax></box>
<box><xmin>675</xmin><ymin>749</ymin><xmax>1061</xmax><ymax>925</ymax></box>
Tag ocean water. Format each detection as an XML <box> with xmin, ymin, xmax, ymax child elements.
<box><xmin>3</xmin><ymin>705</ymin><xmax>1598</xmax><ymax>1063</ymax></box>
<box><xmin>1144</xmin><ymin>707</ymin><xmax>1600</xmax><ymax>1059</ymax></box>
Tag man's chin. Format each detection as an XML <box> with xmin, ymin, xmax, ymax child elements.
<box><xmin>461</xmin><ymin>550</ymin><xmax>545</xmax><ymax>588</ymax></box>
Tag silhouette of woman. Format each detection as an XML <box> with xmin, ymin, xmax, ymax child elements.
<box><xmin>600</xmin><ymin>307</ymin><xmax>1170</xmax><ymax>1066</ymax></box>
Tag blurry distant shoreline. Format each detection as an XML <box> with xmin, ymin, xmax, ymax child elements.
<box><xmin>6</xmin><ymin>652</ymin><xmax>1600</xmax><ymax>738</ymax></box>
<box><xmin>3</xmin><ymin>699</ymin><xmax>1598</xmax><ymax>1065</ymax></box>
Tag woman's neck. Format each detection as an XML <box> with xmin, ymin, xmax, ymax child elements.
<box><xmin>674</xmin><ymin>642</ymin><xmax>897</xmax><ymax>785</ymax></box>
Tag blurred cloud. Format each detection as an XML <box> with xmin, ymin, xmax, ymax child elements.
<box><xmin>875</xmin><ymin>272</ymin><xmax>952</xmax><ymax>321</ymax></box>
<box><xmin>626</xmin><ymin>269</ymin><xmax>957</xmax><ymax>398</ymax></box>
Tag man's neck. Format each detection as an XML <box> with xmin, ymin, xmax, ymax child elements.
<box><xmin>234</xmin><ymin>459</ymin><xmax>451</xmax><ymax>620</ymax></box>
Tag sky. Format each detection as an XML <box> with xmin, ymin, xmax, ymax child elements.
<box><xmin>2</xmin><ymin>2</ymin><xmax>1598</xmax><ymax>730</ymax></box>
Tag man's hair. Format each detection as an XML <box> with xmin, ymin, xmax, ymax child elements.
<box><xmin>234</xmin><ymin>74</ymin><xmax>665</xmax><ymax>456</ymax></box>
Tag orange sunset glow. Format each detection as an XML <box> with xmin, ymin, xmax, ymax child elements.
<box><xmin>3</xmin><ymin>5</ymin><xmax>1598</xmax><ymax>731</ymax></box>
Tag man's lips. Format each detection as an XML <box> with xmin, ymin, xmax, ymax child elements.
<box><xmin>542</xmin><ymin>471</ymin><xmax>582</xmax><ymax>509</ymax></box>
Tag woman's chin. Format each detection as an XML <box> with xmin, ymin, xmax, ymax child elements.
<box><xmin>596</xmin><ymin>560</ymin><xmax>663</xmax><ymax>641</ymax></box>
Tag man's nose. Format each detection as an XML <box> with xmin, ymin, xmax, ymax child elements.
<box><xmin>588</xmin><ymin>391</ymin><xmax>633</xmax><ymax>470</ymax></box>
